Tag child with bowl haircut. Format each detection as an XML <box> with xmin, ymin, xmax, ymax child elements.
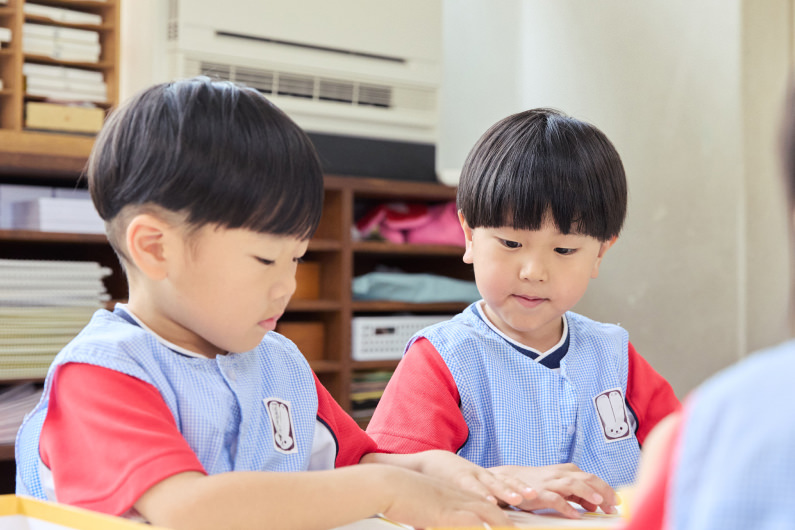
<box><xmin>15</xmin><ymin>77</ymin><xmax>535</xmax><ymax>530</ymax></box>
<box><xmin>367</xmin><ymin>108</ymin><xmax>680</xmax><ymax>518</ymax></box>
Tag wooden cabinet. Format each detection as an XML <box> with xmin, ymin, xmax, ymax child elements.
<box><xmin>0</xmin><ymin>0</ymin><xmax>120</xmax><ymax>174</ymax></box>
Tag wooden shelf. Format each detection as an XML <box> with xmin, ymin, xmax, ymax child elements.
<box><xmin>0</xmin><ymin>229</ymin><xmax>107</xmax><ymax>243</ymax></box>
<box><xmin>0</xmin><ymin>444</ymin><xmax>14</xmax><ymax>462</ymax></box>
<box><xmin>325</xmin><ymin>174</ymin><xmax>457</xmax><ymax>201</ymax></box>
<box><xmin>353</xmin><ymin>240</ymin><xmax>464</xmax><ymax>256</ymax></box>
<box><xmin>25</xmin><ymin>15</ymin><xmax>114</xmax><ymax>31</ymax></box>
<box><xmin>307</xmin><ymin>238</ymin><xmax>341</xmax><ymax>251</ymax></box>
<box><xmin>352</xmin><ymin>360</ymin><xmax>400</xmax><ymax>371</ymax></box>
<box><xmin>352</xmin><ymin>301</ymin><xmax>469</xmax><ymax>313</ymax></box>
<box><xmin>23</xmin><ymin>55</ymin><xmax>113</xmax><ymax>70</ymax></box>
<box><xmin>287</xmin><ymin>299</ymin><xmax>342</xmax><ymax>312</ymax></box>
<box><xmin>20</xmin><ymin>0</ymin><xmax>116</xmax><ymax>11</ymax></box>
<box><xmin>309</xmin><ymin>360</ymin><xmax>342</xmax><ymax>373</ymax></box>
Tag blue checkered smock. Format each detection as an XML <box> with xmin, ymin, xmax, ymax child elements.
<box><xmin>416</xmin><ymin>306</ymin><xmax>641</xmax><ymax>488</ymax></box>
<box><xmin>16</xmin><ymin>307</ymin><xmax>320</xmax><ymax>500</ymax></box>
<box><xmin>669</xmin><ymin>339</ymin><xmax>795</xmax><ymax>530</ymax></box>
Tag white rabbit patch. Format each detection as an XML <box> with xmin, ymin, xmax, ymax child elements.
<box><xmin>265</xmin><ymin>398</ymin><xmax>297</xmax><ymax>453</ymax></box>
<box><xmin>593</xmin><ymin>388</ymin><xmax>631</xmax><ymax>442</ymax></box>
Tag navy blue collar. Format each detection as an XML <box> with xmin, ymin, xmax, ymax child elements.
<box><xmin>469</xmin><ymin>304</ymin><xmax>569</xmax><ymax>370</ymax></box>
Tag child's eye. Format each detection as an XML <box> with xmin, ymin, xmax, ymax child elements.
<box><xmin>500</xmin><ymin>239</ymin><xmax>521</xmax><ymax>249</ymax></box>
<box><xmin>255</xmin><ymin>257</ymin><xmax>275</xmax><ymax>266</ymax></box>
<box><xmin>554</xmin><ymin>248</ymin><xmax>577</xmax><ymax>256</ymax></box>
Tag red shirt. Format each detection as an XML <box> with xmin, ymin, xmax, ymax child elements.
<box><xmin>40</xmin><ymin>362</ymin><xmax>375</xmax><ymax>516</ymax></box>
<box><xmin>367</xmin><ymin>337</ymin><xmax>679</xmax><ymax>454</ymax></box>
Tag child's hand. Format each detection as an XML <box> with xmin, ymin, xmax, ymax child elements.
<box><xmin>412</xmin><ymin>450</ymin><xmax>537</xmax><ymax>508</ymax></box>
<box><xmin>491</xmin><ymin>463</ymin><xmax>619</xmax><ymax>518</ymax></box>
<box><xmin>383</xmin><ymin>466</ymin><xmax>516</xmax><ymax>528</ymax></box>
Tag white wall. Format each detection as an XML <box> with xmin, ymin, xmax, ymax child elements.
<box><xmin>436</xmin><ymin>0</ymin><xmax>524</xmax><ymax>184</ymax></box>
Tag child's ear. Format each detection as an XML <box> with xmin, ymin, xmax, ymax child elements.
<box><xmin>126</xmin><ymin>214</ymin><xmax>175</xmax><ymax>281</ymax></box>
<box><xmin>591</xmin><ymin>236</ymin><xmax>617</xmax><ymax>279</ymax></box>
<box><xmin>458</xmin><ymin>210</ymin><xmax>475</xmax><ymax>264</ymax></box>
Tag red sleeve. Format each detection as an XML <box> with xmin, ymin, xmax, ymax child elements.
<box><xmin>40</xmin><ymin>363</ymin><xmax>206</xmax><ymax>516</ymax></box>
<box><xmin>626</xmin><ymin>341</ymin><xmax>681</xmax><ymax>446</ymax></box>
<box><xmin>624</xmin><ymin>413</ymin><xmax>685</xmax><ymax>530</ymax></box>
<box><xmin>366</xmin><ymin>338</ymin><xmax>468</xmax><ymax>453</ymax></box>
<box><xmin>313</xmin><ymin>373</ymin><xmax>377</xmax><ymax>467</ymax></box>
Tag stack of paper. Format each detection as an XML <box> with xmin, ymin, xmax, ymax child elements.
<box><xmin>350</xmin><ymin>370</ymin><xmax>393</xmax><ymax>422</ymax></box>
<box><xmin>0</xmin><ymin>27</ymin><xmax>11</xmax><ymax>46</ymax></box>
<box><xmin>23</xmin><ymin>23</ymin><xmax>101</xmax><ymax>64</ymax></box>
<box><xmin>23</xmin><ymin>62</ymin><xmax>106</xmax><ymax>103</ymax></box>
<box><xmin>0</xmin><ymin>259</ymin><xmax>111</xmax><ymax>379</ymax></box>
<box><xmin>0</xmin><ymin>384</ymin><xmax>42</xmax><ymax>444</ymax></box>
<box><xmin>12</xmin><ymin>197</ymin><xmax>104</xmax><ymax>234</ymax></box>
<box><xmin>23</xmin><ymin>4</ymin><xmax>103</xmax><ymax>26</ymax></box>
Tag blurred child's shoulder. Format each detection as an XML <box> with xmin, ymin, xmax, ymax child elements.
<box><xmin>696</xmin><ymin>338</ymin><xmax>795</xmax><ymax>404</ymax></box>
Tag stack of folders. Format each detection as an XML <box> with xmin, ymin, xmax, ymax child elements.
<box><xmin>23</xmin><ymin>3</ymin><xmax>102</xmax><ymax>26</ymax></box>
<box><xmin>350</xmin><ymin>370</ymin><xmax>393</xmax><ymax>422</ymax></box>
<box><xmin>0</xmin><ymin>259</ymin><xmax>111</xmax><ymax>380</ymax></box>
<box><xmin>23</xmin><ymin>23</ymin><xmax>101</xmax><ymax>64</ymax></box>
<box><xmin>12</xmin><ymin>197</ymin><xmax>105</xmax><ymax>234</ymax></box>
<box><xmin>23</xmin><ymin>62</ymin><xmax>106</xmax><ymax>103</ymax></box>
<box><xmin>0</xmin><ymin>384</ymin><xmax>42</xmax><ymax>444</ymax></box>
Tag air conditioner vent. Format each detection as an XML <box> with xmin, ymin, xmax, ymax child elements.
<box><xmin>277</xmin><ymin>73</ymin><xmax>315</xmax><ymax>99</ymax></box>
<box><xmin>358</xmin><ymin>84</ymin><xmax>391</xmax><ymax>108</ymax></box>
<box><xmin>318</xmin><ymin>79</ymin><xmax>354</xmax><ymax>104</ymax></box>
<box><xmin>234</xmin><ymin>67</ymin><xmax>274</xmax><ymax>93</ymax></box>
<box><xmin>200</xmin><ymin>62</ymin><xmax>231</xmax><ymax>81</ymax></box>
<box><xmin>193</xmin><ymin>60</ymin><xmax>397</xmax><ymax>110</ymax></box>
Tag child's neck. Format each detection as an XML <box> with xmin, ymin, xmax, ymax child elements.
<box><xmin>477</xmin><ymin>302</ymin><xmax>565</xmax><ymax>355</ymax></box>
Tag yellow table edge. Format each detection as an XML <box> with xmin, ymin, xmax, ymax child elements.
<box><xmin>0</xmin><ymin>495</ymin><xmax>166</xmax><ymax>529</ymax></box>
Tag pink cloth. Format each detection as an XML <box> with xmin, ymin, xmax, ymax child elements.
<box><xmin>355</xmin><ymin>201</ymin><xmax>464</xmax><ymax>246</ymax></box>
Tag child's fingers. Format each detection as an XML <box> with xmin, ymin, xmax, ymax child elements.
<box><xmin>546</xmin><ymin>474</ymin><xmax>616</xmax><ymax>509</ymax></box>
<box><xmin>472</xmin><ymin>470</ymin><xmax>536</xmax><ymax>506</ymax></box>
<box><xmin>519</xmin><ymin>491</ymin><xmax>582</xmax><ymax>519</ymax></box>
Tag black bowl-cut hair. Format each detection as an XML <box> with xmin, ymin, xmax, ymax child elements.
<box><xmin>87</xmin><ymin>76</ymin><xmax>323</xmax><ymax>242</ymax></box>
<box><xmin>457</xmin><ymin>108</ymin><xmax>627</xmax><ymax>241</ymax></box>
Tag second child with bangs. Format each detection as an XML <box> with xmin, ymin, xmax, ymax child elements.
<box><xmin>367</xmin><ymin>109</ymin><xmax>680</xmax><ymax>518</ymax></box>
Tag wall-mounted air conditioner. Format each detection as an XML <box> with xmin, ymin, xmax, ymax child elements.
<box><xmin>122</xmin><ymin>0</ymin><xmax>442</xmax><ymax>181</ymax></box>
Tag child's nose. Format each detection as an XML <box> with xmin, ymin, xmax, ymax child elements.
<box><xmin>272</xmin><ymin>269</ymin><xmax>298</xmax><ymax>300</ymax></box>
<box><xmin>519</xmin><ymin>256</ymin><xmax>548</xmax><ymax>282</ymax></box>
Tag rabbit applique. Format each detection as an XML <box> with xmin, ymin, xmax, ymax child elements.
<box><xmin>267</xmin><ymin>399</ymin><xmax>296</xmax><ymax>453</ymax></box>
<box><xmin>594</xmin><ymin>389</ymin><xmax>631</xmax><ymax>442</ymax></box>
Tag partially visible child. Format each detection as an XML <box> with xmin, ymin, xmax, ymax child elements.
<box><xmin>625</xmin><ymin>87</ymin><xmax>795</xmax><ymax>530</ymax></box>
<box><xmin>367</xmin><ymin>108</ymin><xmax>680</xmax><ymax>518</ymax></box>
<box><xmin>14</xmin><ymin>77</ymin><xmax>534</xmax><ymax>530</ymax></box>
